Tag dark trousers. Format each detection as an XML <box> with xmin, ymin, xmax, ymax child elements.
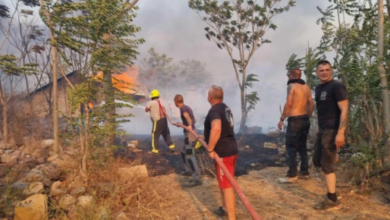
<box><xmin>151</xmin><ymin>118</ymin><xmax>173</xmax><ymax>151</ymax></box>
<box><xmin>285</xmin><ymin>115</ymin><xmax>310</xmax><ymax>177</ymax></box>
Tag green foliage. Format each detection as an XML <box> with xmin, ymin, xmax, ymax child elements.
<box><xmin>286</xmin><ymin>0</ymin><xmax>390</xmax><ymax>166</ymax></box>
<box><xmin>0</xmin><ymin>55</ymin><xmax>38</xmax><ymax>76</ymax></box>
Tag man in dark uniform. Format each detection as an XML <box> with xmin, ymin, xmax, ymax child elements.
<box><xmin>313</xmin><ymin>60</ymin><xmax>348</xmax><ymax>211</ymax></box>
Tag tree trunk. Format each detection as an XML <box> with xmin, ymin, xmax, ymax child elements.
<box><xmin>51</xmin><ymin>37</ymin><xmax>60</xmax><ymax>154</ymax></box>
<box><xmin>239</xmin><ymin>85</ymin><xmax>247</xmax><ymax>134</ymax></box>
<box><xmin>378</xmin><ymin>0</ymin><xmax>390</xmax><ymax>135</ymax></box>
<box><xmin>40</xmin><ymin>0</ymin><xmax>61</xmax><ymax>154</ymax></box>
<box><xmin>0</xmin><ymin>82</ymin><xmax>7</xmax><ymax>143</ymax></box>
<box><xmin>378</xmin><ymin>0</ymin><xmax>390</xmax><ymax>164</ymax></box>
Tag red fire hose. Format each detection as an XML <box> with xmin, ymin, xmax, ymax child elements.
<box><xmin>165</xmin><ymin>115</ymin><xmax>261</xmax><ymax>220</ymax></box>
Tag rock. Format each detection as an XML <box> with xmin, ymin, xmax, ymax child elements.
<box><xmin>14</xmin><ymin>194</ymin><xmax>48</xmax><ymax>220</ymax></box>
<box><xmin>116</xmin><ymin>212</ymin><xmax>129</xmax><ymax>220</ymax></box>
<box><xmin>264</xmin><ymin>142</ymin><xmax>277</xmax><ymax>149</ymax></box>
<box><xmin>21</xmin><ymin>145</ymin><xmax>37</xmax><ymax>156</ymax></box>
<box><xmin>118</xmin><ymin>165</ymin><xmax>148</xmax><ymax>180</ymax></box>
<box><xmin>40</xmin><ymin>163</ymin><xmax>60</xmax><ymax>180</ymax></box>
<box><xmin>275</xmin><ymin>161</ymin><xmax>282</xmax><ymax>165</ymax></box>
<box><xmin>21</xmin><ymin>169</ymin><xmax>51</xmax><ymax>186</ymax></box>
<box><xmin>267</xmin><ymin>129</ymin><xmax>281</xmax><ymax>138</ymax></box>
<box><xmin>127</xmin><ymin>143</ymin><xmax>136</xmax><ymax>148</ymax></box>
<box><xmin>249</xmin><ymin>163</ymin><xmax>258</xmax><ymax>168</ymax></box>
<box><xmin>1</xmin><ymin>153</ymin><xmax>18</xmax><ymax>166</ymax></box>
<box><xmin>23</xmin><ymin>182</ymin><xmax>44</xmax><ymax>196</ymax></box>
<box><xmin>59</xmin><ymin>194</ymin><xmax>76</xmax><ymax>210</ymax></box>
<box><xmin>47</xmin><ymin>154</ymin><xmax>58</xmax><ymax>162</ymax></box>
<box><xmin>279</xmin><ymin>157</ymin><xmax>286</xmax><ymax>162</ymax></box>
<box><xmin>50</xmin><ymin>181</ymin><xmax>67</xmax><ymax>197</ymax></box>
<box><xmin>244</xmin><ymin>145</ymin><xmax>250</xmax><ymax>150</ymax></box>
<box><xmin>77</xmin><ymin>195</ymin><xmax>94</xmax><ymax>208</ymax></box>
<box><xmin>130</xmin><ymin>148</ymin><xmax>142</xmax><ymax>153</ymax></box>
<box><xmin>41</xmin><ymin>139</ymin><xmax>54</xmax><ymax>148</ymax></box>
<box><xmin>70</xmin><ymin>187</ymin><xmax>86</xmax><ymax>197</ymax></box>
<box><xmin>21</xmin><ymin>158</ymin><xmax>39</xmax><ymax>169</ymax></box>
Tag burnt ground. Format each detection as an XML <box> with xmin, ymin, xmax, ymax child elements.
<box><xmin>114</xmin><ymin>134</ymin><xmax>280</xmax><ymax>177</ymax></box>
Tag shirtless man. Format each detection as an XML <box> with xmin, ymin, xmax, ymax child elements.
<box><xmin>278</xmin><ymin>68</ymin><xmax>314</xmax><ymax>183</ymax></box>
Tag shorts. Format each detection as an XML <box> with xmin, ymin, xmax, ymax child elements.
<box><xmin>312</xmin><ymin>129</ymin><xmax>338</xmax><ymax>174</ymax></box>
<box><xmin>215</xmin><ymin>154</ymin><xmax>238</xmax><ymax>189</ymax></box>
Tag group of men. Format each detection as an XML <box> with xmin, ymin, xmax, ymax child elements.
<box><xmin>279</xmin><ymin>60</ymin><xmax>348</xmax><ymax>211</ymax></box>
<box><xmin>144</xmin><ymin>59</ymin><xmax>349</xmax><ymax>219</ymax></box>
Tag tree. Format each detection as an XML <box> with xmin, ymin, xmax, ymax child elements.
<box><xmin>39</xmin><ymin>0</ymin><xmax>62</xmax><ymax>154</ymax></box>
<box><xmin>189</xmin><ymin>0</ymin><xmax>295</xmax><ymax>133</ymax></box>
<box><xmin>377</xmin><ymin>0</ymin><xmax>390</xmax><ymax>135</ymax></box>
<box><xmin>0</xmin><ymin>55</ymin><xmax>36</xmax><ymax>143</ymax></box>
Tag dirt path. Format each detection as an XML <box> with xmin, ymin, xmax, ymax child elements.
<box><xmin>133</xmin><ymin>167</ymin><xmax>390</xmax><ymax>220</ymax></box>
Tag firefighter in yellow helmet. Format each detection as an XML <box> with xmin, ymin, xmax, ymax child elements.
<box><xmin>145</xmin><ymin>90</ymin><xmax>175</xmax><ymax>153</ymax></box>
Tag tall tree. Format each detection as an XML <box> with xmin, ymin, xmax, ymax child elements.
<box><xmin>377</xmin><ymin>0</ymin><xmax>390</xmax><ymax>135</ymax></box>
<box><xmin>39</xmin><ymin>0</ymin><xmax>61</xmax><ymax>154</ymax></box>
<box><xmin>189</xmin><ymin>0</ymin><xmax>295</xmax><ymax>133</ymax></box>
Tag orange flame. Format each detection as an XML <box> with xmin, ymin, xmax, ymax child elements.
<box><xmin>94</xmin><ymin>66</ymin><xmax>141</xmax><ymax>94</ymax></box>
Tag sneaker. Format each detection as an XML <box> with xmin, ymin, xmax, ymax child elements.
<box><xmin>213</xmin><ymin>206</ymin><xmax>227</xmax><ymax>217</ymax></box>
<box><xmin>313</xmin><ymin>198</ymin><xmax>341</xmax><ymax>211</ymax></box>
<box><xmin>169</xmin><ymin>144</ymin><xmax>175</xmax><ymax>150</ymax></box>
<box><xmin>278</xmin><ymin>176</ymin><xmax>298</xmax><ymax>183</ymax></box>
<box><xmin>148</xmin><ymin>149</ymin><xmax>159</xmax><ymax>154</ymax></box>
<box><xmin>180</xmin><ymin>171</ymin><xmax>192</xmax><ymax>176</ymax></box>
<box><xmin>184</xmin><ymin>179</ymin><xmax>202</xmax><ymax>187</ymax></box>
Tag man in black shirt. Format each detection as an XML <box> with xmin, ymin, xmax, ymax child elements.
<box><xmin>313</xmin><ymin>60</ymin><xmax>348</xmax><ymax>211</ymax></box>
<box><xmin>204</xmin><ymin>85</ymin><xmax>238</xmax><ymax>220</ymax></box>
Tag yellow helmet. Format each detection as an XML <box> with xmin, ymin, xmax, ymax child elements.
<box><xmin>149</xmin><ymin>89</ymin><xmax>160</xmax><ymax>98</ymax></box>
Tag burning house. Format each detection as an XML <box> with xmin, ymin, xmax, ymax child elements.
<box><xmin>22</xmin><ymin>66</ymin><xmax>148</xmax><ymax>119</ymax></box>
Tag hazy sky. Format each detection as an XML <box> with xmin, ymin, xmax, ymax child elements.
<box><xmin>0</xmin><ymin>0</ymin><xmax>334</xmax><ymax>134</ymax></box>
<box><xmin>132</xmin><ymin>0</ymin><xmax>330</xmax><ymax>132</ymax></box>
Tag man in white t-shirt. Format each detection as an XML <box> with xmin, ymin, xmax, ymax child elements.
<box><xmin>145</xmin><ymin>89</ymin><xmax>175</xmax><ymax>153</ymax></box>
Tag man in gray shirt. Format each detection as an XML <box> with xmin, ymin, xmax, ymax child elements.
<box><xmin>174</xmin><ymin>94</ymin><xmax>201</xmax><ymax>186</ymax></box>
<box><xmin>145</xmin><ymin>89</ymin><xmax>175</xmax><ymax>153</ymax></box>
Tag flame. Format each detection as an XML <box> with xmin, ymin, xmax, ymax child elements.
<box><xmin>94</xmin><ymin>66</ymin><xmax>142</xmax><ymax>94</ymax></box>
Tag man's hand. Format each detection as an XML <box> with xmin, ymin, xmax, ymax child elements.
<box><xmin>208</xmin><ymin>151</ymin><xmax>215</xmax><ymax>159</ymax></box>
<box><xmin>174</xmin><ymin>122</ymin><xmax>180</xmax><ymax>127</ymax></box>
<box><xmin>278</xmin><ymin>120</ymin><xmax>284</xmax><ymax>130</ymax></box>
<box><xmin>145</xmin><ymin>107</ymin><xmax>150</xmax><ymax>112</ymax></box>
<box><xmin>335</xmin><ymin>132</ymin><xmax>345</xmax><ymax>149</ymax></box>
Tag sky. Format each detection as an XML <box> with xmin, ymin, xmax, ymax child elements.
<box><xmin>0</xmin><ymin>0</ymin><xmax>334</xmax><ymax>134</ymax></box>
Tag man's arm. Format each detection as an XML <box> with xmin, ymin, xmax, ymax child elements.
<box><xmin>307</xmin><ymin>86</ymin><xmax>315</xmax><ymax>118</ymax></box>
<box><xmin>278</xmin><ymin>84</ymin><xmax>294</xmax><ymax>130</ymax></box>
<box><xmin>145</xmin><ymin>101</ymin><xmax>152</xmax><ymax>112</ymax></box>
<box><xmin>335</xmin><ymin>100</ymin><xmax>348</xmax><ymax>148</ymax></box>
<box><xmin>208</xmin><ymin>119</ymin><xmax>222</xmax><ymax>158</ymax></box>
<box><xmin>183</xmin><ymin>112</ymin><xmax>193</xmax><ymax>130</ymax></box>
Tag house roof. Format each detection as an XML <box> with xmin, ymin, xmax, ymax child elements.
<box><xmin>26</xmin><ymin>71</ymin><xmax>78</xmax><ymax>97</ymax></box>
